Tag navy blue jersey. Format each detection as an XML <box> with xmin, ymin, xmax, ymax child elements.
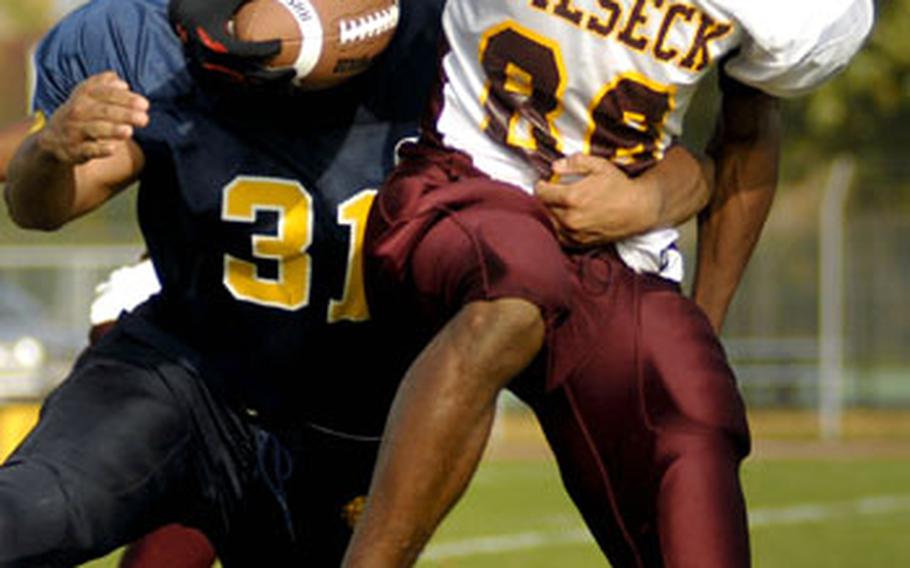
<box><xmin>31</xmin><ymin>0</ymin><xmax>445</xmax><ymax>432</ymax></box>
<box><xmin>31</xmin><ymin>0</ymin><xmax>192</xmax><ymax>113</ymax></box>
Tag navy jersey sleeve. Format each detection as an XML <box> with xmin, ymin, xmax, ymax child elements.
<box><xmin>30</xmin><ymin>0</ymin><xmax>188</xmax><ymax>116</ymax></box>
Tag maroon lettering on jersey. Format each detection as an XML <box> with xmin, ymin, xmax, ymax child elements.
<box><xmin>653</xmin><ymin>4</ymin><xmax>697</xmax><ymax>62</ymax></box>
<box><xmin>680</xmin><ymin>12</ymin><xmax>733</xmax><ymax>71</ymax></box>
<box><xmin>617</xmin><ymin>0</ymin><xmax>650</xmax><ymax>51</ymax></box>
<box><xmin>588</xmin><ymin>0</ymin><xmax>622</xmax><ymax>37</ymax></box>
<box><xmin>553</xmin><ymin>0</ymin><xmax>585</xmax><ymax>26</ymax></box>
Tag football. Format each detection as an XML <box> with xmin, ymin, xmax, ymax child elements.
<box><xmin>232</xmin><ymin>0</ymin><xmax>400</xmax><ymax>90</ymax></box>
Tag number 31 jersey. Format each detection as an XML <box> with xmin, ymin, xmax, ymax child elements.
<box><xmin>431</xmin><ymin>0</ymin><xmax>873</xmax><ymax>280</ymax></box>
<box><xmin>30</xmin><ymin>0</ymin><xmax>446</xmax><ymax>432</ymax></box>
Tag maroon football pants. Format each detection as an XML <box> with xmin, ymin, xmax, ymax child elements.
<box><xmin>517</xmin><ymin>252</ymin><xmax>750</xmax><ymax>567</ymax></box>
<box><xmin>366</xmin><ymin>143</ymin><xmax>751</xmax><ymax>567</ymax></box>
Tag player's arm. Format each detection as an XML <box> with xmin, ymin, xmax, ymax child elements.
<box><xmin>0</xmin><ymin>117</ymin><xmax>35</xmax><ymax>182</ymax></box>
<box><xmin>691</xmin><ymin>77</ymin><xmax>781</xmax><ymax>332</ymax></box>
<box><xmin>691</xmin><ymin>0</ymin><xmax>873</xmax><ymax>332</ymax></box>
<box><xmin>4</xmin><ymin>72</ymin><xmax>148</xmax><ymax>231</ymax></box>
<box><xmin>534</xmin><ymin>145</ymin><xmax>713</xmax><ymax>248</ymax></box>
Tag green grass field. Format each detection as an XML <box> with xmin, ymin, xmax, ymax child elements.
<box><xmin>82</xmin><ymin>410</ymin><xmax>910</xmax><ymax>567</ymax></box>
<box><xmin>417</xmin><ymin>456</ymin><xmax>910</xmax><ymax>567</ymax></box>
<box><xmin>83</xmin><ymin>454</ymin><xmax>910</xmax><ymax>568</ymax></box>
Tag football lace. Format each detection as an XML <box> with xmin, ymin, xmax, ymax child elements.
<box><xmin>338</xmin><ymin>3</ymin><xmax>400</xmax><ymax>44</ymax></box>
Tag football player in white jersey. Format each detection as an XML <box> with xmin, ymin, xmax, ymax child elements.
<box><xmin>343</xmin><ymin>1</ymin><xmax>874</xmax><ymax>566</ymax></box>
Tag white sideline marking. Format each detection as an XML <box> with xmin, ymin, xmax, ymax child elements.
<box><xmin>422</xmin><ymin>495</ymin><xmax>910</xmax><ymax>560</ymax></box>
<box><xmin>749</xmin><ymin>494</ymin><xmax>910</xmax><ymax>527</ymax></box>
<box><xmin>423</xmin><ymin>528</ymin><xmax>590</xmax><ymax>560</ymax></box>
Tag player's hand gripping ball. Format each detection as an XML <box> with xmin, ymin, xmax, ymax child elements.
<box><xmin>232</xmin><ymin>0</ymin><xmax>400</xmax><ymax>90</ymax></box>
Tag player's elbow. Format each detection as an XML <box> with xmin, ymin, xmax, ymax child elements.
<box><xmin>15</xmin><ymin>214</ymin><xmax>67</xmax><ymax>231</ymax></box>
<box><xmin>4</xmin><ymin>185</ymin><xmax>66</xmax><ymax>231</ymax></box>
<box><xmin>456</xmin><ymin>299</ymin><xmax>546</xmax><ymax>386</ymax></box>
<box><xmin>22</xmin><ymin>218</ymin><xmax>67</xmax><ymax>232</ymax></box>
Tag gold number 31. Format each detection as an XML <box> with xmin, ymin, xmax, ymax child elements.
<box><xmin>222</xmin><ymin>176</ymin><xmax>375</xmax><ymax>323</ymax></box>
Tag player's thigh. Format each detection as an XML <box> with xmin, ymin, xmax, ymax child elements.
<box><xmin>519</xmin><ymin>259</ymin><xmax>750</xmax><ymax>565</ymax></box>
<box><xmin>408</xmin><ymin>196</ymin><xmax>573</xmax><ymax>327</ymax></box>
<box><xmin>637</xmin><ymin>281</ymin><xmax>751</xmax><ymax>566</ymax></box>
<box><xmin>512</xmin><ymin>257</ymin><xmax>656</xmax><ymax>565</ymax></box>
<box><xmin>19</xmin><ymin>351</ymin><xmax>192</xmax><ymax>489</ymax></box>
<box><xmin>367</xmin><ymin>160</ymin><xmax>572</xmax><ymax>329</ymax></box>
<box><xmin>637</xmin><ymin>278</ymin><xmax>749</xmax><ymax>444</ymax></box>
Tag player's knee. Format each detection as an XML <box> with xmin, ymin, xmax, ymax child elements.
<box><xmin>660</xmin><ymin>427</ymin><xmax>750</xmax><ymax>472</ymax></box>
<box><xmin>0</xmin><ymin>459</ymin><xmax>72</xmax><ymax>564</ymax></box>
<box><xmin>639</xmin><ymin>288</ymin><xmax>749</xmax><ymax>442</ymax></box>
<box><xmin>462</xmin><ymin>298</ymin><xmax>544</xmax><ymax>340</ymax></box>
<box><xmin>452</xmin><ymin>299</ymin><xmax>545</xmax><ymax>388</ymax></box>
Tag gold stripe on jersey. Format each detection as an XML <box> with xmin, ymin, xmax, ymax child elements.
<box><xmin>527</xmin><ymin>0</ymin><xmax>734</xmax><ymax>74</ymax></box>
<box><xmin>28</xmin><ymin>111</ymin><xmax>46</xmax><ymax>135</ymax></box>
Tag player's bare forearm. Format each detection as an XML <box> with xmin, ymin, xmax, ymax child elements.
<box><xmin>4</xmin><ymin>72</ymin><xmax>148</xmax><ymax>230</ymax></box>
<box><xmin>638</xmin><ymin>144</ymin><xmax>715</xmax><ymax>229</ymax></box>
<box><xmin>5</xmin><ymin>132</ymin><xmax>143</xmax><ymax>230</ymax></box>
<box><xmin>692</xmin><ymin>80</ymin><xmax>781</xmax><ymax>332</ymax></box>
<box><xmin>534</xmin><ymin>146</ymin><xmax>712</xmax><ymax>248</ymax></box>
<box><xmin>343</xmin><ymin>299</ymin><xmax>544</xmax><ymax>567</ymax></box>
<box><xmin>5</xmin><ymin>134</ymin><xmax>82</xmax><ymax>230</ymax></box>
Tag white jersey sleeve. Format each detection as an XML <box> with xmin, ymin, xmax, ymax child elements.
<box><xmin>721</xmin><ymin>0</ymin><xmax>874</xmax><ymax>97</ymax></box>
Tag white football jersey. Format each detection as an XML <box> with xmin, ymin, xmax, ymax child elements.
<box><xmin>433</xmin><ymin>0</ymin><xmax>873</xmax><ymax>280</ymax></box>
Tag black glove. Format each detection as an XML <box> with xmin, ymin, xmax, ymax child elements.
<box><xmin>168</xmin><ymin>0</ymin><xmax>295</xmax><ymax>85</ymax></box>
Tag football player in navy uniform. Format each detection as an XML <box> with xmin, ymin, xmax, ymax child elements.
<box><xmin>1</xmin><ymin>0</ymin><xmax>447</xmax><ymax>563</ymax></box>
<box><xmin>2</xmin><ymin>121</ymin><xmax>213</xmax><ymax>567</ymax></box>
